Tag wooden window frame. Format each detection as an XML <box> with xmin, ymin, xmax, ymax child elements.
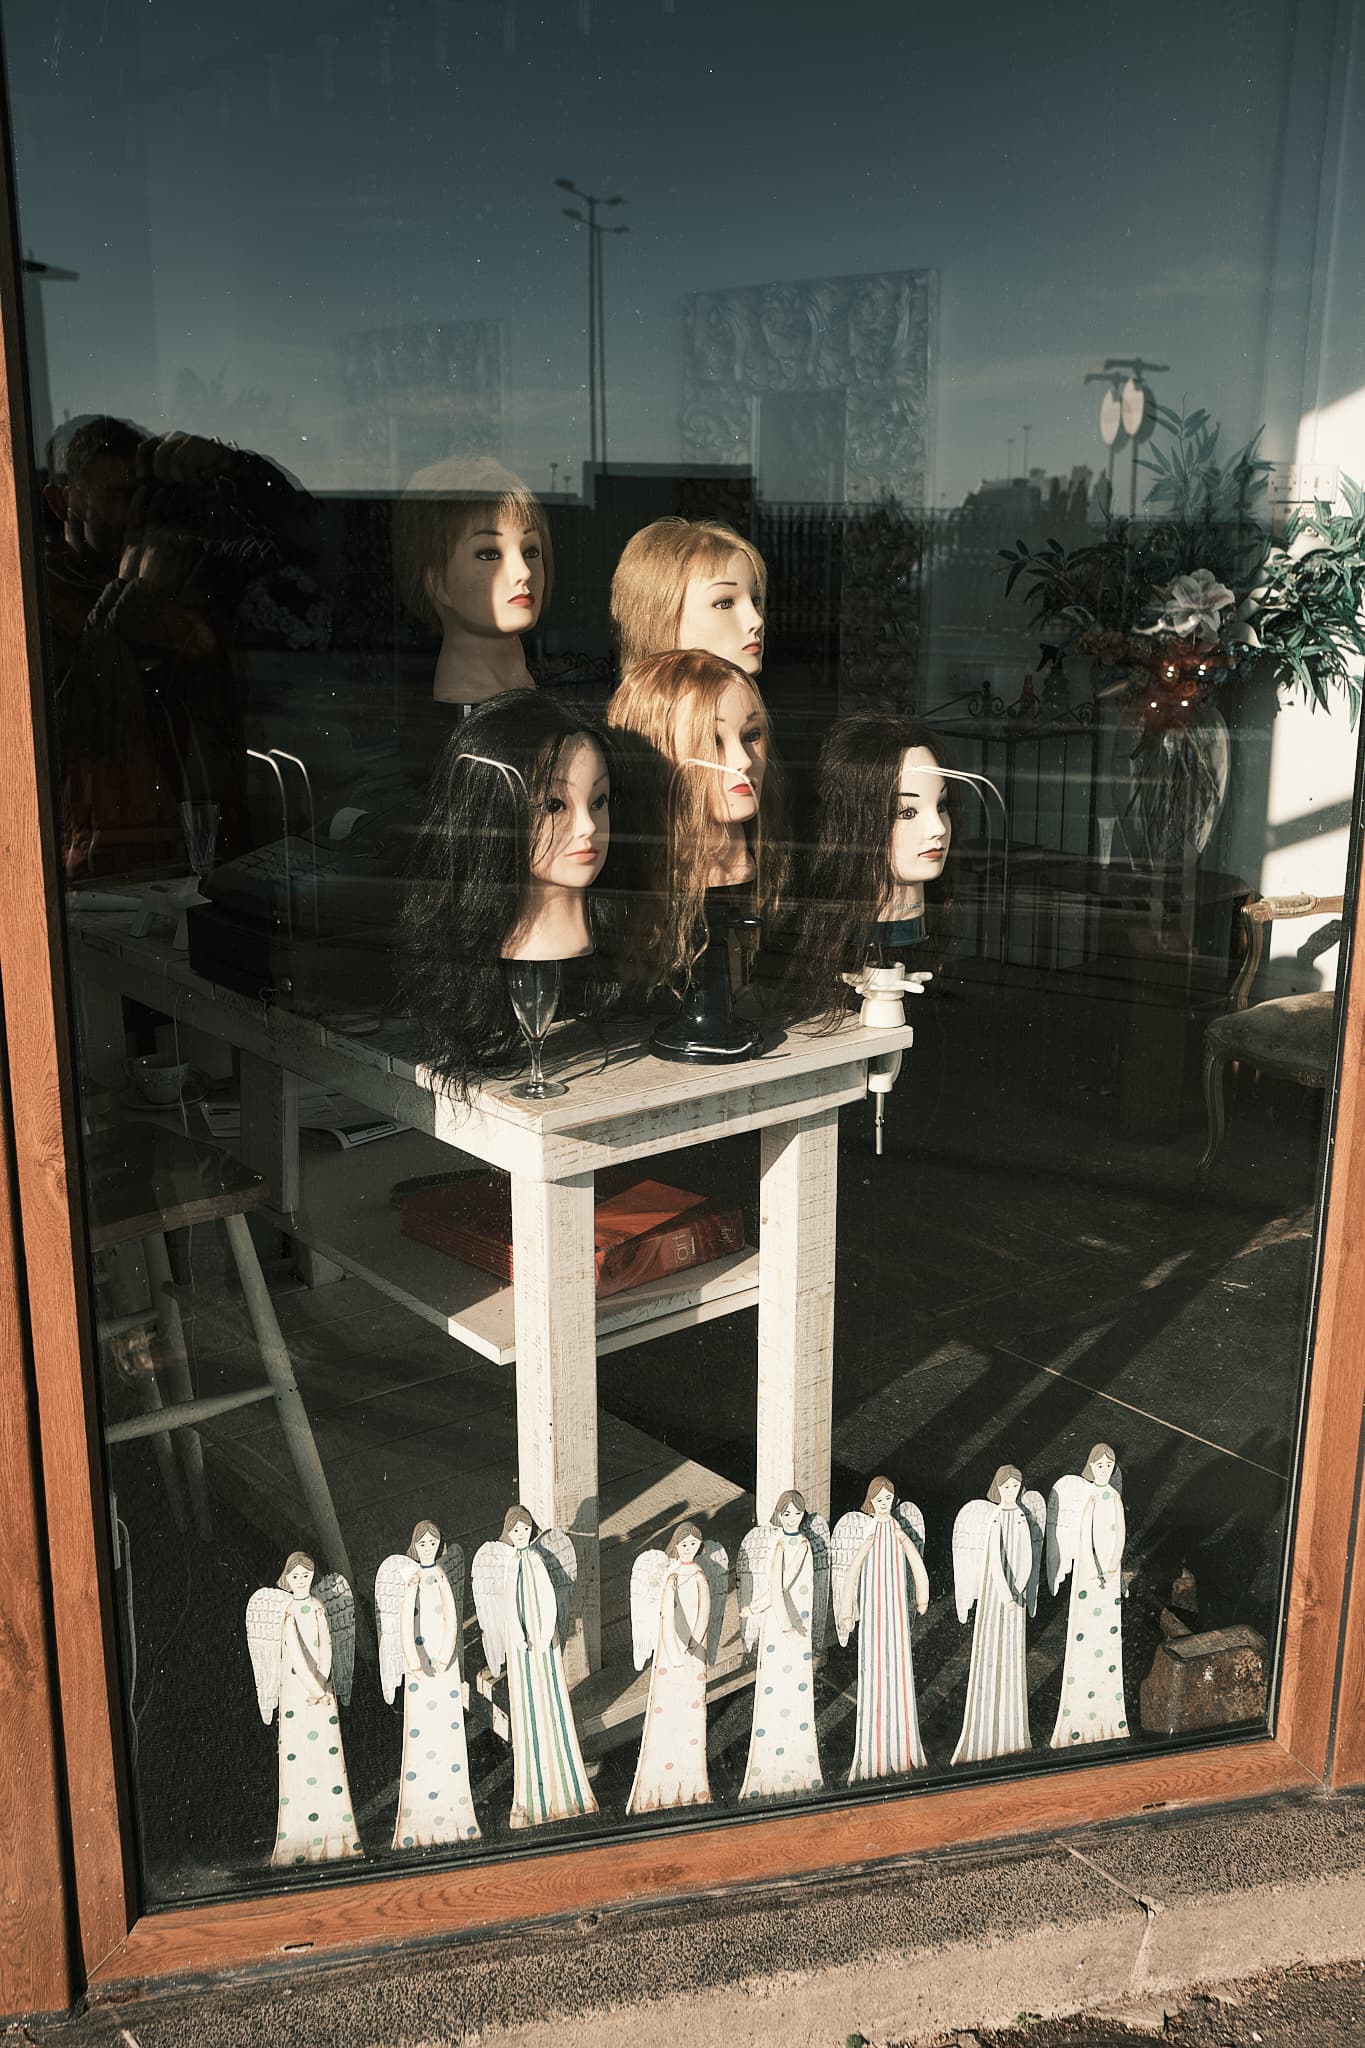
<box><xmin>0</xmin><ymin>124</ymin><xmax>1361</xmax><ymax>2020</ymax></box>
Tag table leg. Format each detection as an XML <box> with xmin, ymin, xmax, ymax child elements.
<box><xmin>237</xmin><ymin>1054</ymin><xmax>300</xmax><ymax>1213</ymax></box>
<box><xmin>757</xmin><ymin>1108</ymin><xmax>838</xmax><ymax>1524</ymax></box>
<box><xmin>510</xmin><ymin>1169</ymin><xmax>599</xmax><ymax>1683</ymax></box>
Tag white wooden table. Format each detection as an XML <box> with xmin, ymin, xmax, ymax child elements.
<box><xmin>73</xmin><ymin>911</ymin><xmax>913</xmax><ymax>1684</ymax></box>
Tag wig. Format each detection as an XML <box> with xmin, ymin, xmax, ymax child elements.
<box><xmin>606</xmin><ymin>649</ymin><xmax>788</xmax><ymax>995</ymax></box>
<box><xmin>277</xmin><ymin>1550</ymin><xmax>315</xmax><ymax>1592</ymax></box>
<box><xmin>610</xmin><ymin>517</ymin><xmax>766</xmax><ymax>676</ymax></box>
<box><xmin>406</xmin><ymin>1519</ymin><xmax>443</xmax><ymax>1561</ymax></box>
<box><xmin>788</xmin><ymin>713</ymin><xmax>960</xmax><ymax>1028</ymax></box>
<box><xmin>860</xmin><ymin>1475</ymin><xmax>898</xmax><ymax>1516</ymax></box>
<box><xmin>666</xmin><ymin>1521</ymin><xmax>705</xmax><ymax>1560</ymax></box>
<box><xmin>400</xmin><ymin>691</ymin><xmax>620</xmax><ymax>1097</ymax></box>
<box><xmin>987</xmin><ymin>1464</ymin><xmax>1024</xmax><ymax>1505</ymax></box>
<box><xmin>392</xmin><ymin>455</ymin><xmax>554</xmax><ymax>633</ymax></box>
<box><xmin>770</xmin><ymin>1489</ymin><xmax>808</xmax><ymax>1527</ymax></box>
<box><xmin>500</xmin><ymin>1504</ymin><xmax>536</xmax><ymax>1544</ymax></box>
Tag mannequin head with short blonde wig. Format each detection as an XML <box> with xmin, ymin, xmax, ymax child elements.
<box><xmin>610</xmin><ymin>517</ymin><xmax>766</xmax><ymax>677</ymax></box>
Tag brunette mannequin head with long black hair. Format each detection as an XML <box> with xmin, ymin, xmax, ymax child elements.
<box><xmin>790</xmin><ymin>712</ymin><xmax>958</xmax><ymax>1026</ymax></box>
<box><xmin>400</xmin><ymin>691</ymin><xmax>616</xmax><ymax>1095</ymax></box>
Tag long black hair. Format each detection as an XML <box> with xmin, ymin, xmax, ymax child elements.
<box><xmin>400</xmin><ymin>691</ymin><xmax>619</xmax><ymax>1096</ymax></box>
<box><xmin>787</xmin><ymin>713</ymin><xmax>958</xmax><ymax>1028</ymax></box>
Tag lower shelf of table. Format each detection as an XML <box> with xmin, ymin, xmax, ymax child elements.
<box><xmin>284</xmin><ymin>1128</ymin><xmax>758</xmax><ymax>1365</ymax></box>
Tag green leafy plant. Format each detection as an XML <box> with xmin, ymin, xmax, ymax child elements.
<box><xmin>1250</xmin><ymin>477</ymin><xmax>1365</xmax><ymax>725</ymax></box>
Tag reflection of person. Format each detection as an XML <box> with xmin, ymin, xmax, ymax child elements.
<box><xmin>471</xmin><ymin>1507</ymin><xmax>598</xmax><ymax>1831</ymax></box>
<box><xmin>606</xmin><ymin>647</ymin><xmax>787</xmax><ymax>996</ymax></box>
<box><xmin>400</xmin><ymin>692</ymin><xmax>617</xmax><ymax>1096</ymax></box>
<box><xmin>950</xmin><ymin>1466</ymin><xmax>1045</xmax><ymax>1767</ymax></box>
<box><xmin>790</xmin><ymin>714</ymin><xmax>957</xmax><ymax>1026</ymax></box>
<box><xmin>393</xmin><ymin>457</ymin><xmax>551</xmax><ymax>727</ymax></box>
<box><xmin>1048</xmin><ymin>1444</ymin><xmax>1129</xmax><ymax>1750</ymax></box>
<box><xmin>738</xmin><ymin>1490</ymin><xmax>825</xmax><ymax>1801</ymax></box>
<box><xmin>610</xmin><ymin>517</ymin><xmax>765</xmax><ymax>679</ymax></box>
<box><xmin>244</xmin><ymin>1551</ymin><xmax>363</xmax><ymax>1870</ymax></box>
<box><xmin>832</xmin><ymin>1477</ymin><xmax>929</xmax><ymax>1784</ymax></box>
<box><xmin>627</xmin><ymin>1523</ymin><xmax>714</xmax><ymax>1815</ymax></box>
<box><xmin>375</xmin><ymin>1520</ymin><xmax>480</xmax><ymax>1849</ymax></box>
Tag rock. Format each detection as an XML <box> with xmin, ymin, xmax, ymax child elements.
<box><xmin>1139</xmin><ymin>1623</ymin><xmax>1269</xmax><ymax>1734</ymax></box>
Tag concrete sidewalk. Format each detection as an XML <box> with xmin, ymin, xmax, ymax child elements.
<box><xmin>14</xmin><ymin>1789</ymin><xmax>1365</xmax><ymax>2048</ymax></box>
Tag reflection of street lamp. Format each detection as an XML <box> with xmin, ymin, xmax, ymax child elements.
<box><xmin>554</xmin><ymin>177</ymin><xmax>628</xmax><ymax>471</ymax></box>
<box><xmin>1022</xmin><ymin>423</ymin><xmax>1032</xmax><ymax>474</ymax></box>
<box><xmin>1084</xmin><ymin>355</ymin><xmax>1168</xmax><ymax>514</ymax></box>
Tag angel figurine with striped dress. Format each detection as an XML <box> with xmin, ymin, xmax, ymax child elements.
<box><xmin>626</xmin><ymin>1521</ymin><xmax>729</xmax><ymax>1815</ymax></box>
<box><xmin>245</xmin><ymin>1551</ymin><xmax>363</xmax><ymax>1868</ymax></box>
<box><xmin>831</xmin><ymin>1476</ymin><xmax>930</xmax><ymax>1783</ymax></box>
<box><xmin>471</xmin><ymin>1505</ymin><xmax>598</xmax><ymax>1829</ymax></box>
<box><xmin>736</xmin><ymin>1490</ymin><xmax>829</xmax><ymax>1800</ymax></box>
<box><xmin>375</xmin><ymin>1519</ymin><xmax>481</xmax><ymax>1849</ymax></box>
<box><xmin>950</xmin><ymin>1465</ymin><xmax>1046</xmax><ymax>1765</ymax></box>
<box><xmin>1047</xmin><ymin>1444</ymin><xmax>1129</xmax><ymax>1749</ymax></box>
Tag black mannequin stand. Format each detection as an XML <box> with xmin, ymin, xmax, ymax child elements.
<box><xmin>651</xmin><ymin>885</ymin><xmax>763</xmax><ymax>1065</ymax></box>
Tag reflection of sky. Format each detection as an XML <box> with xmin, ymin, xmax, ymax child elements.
<box><xmin>7</xmin><ymin>0</ymin><xmax>1349</xmax><ymax>502</ymax></box>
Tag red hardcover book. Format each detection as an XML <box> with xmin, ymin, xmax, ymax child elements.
<box><xmin>392</xmin><ymin>1166</ymin><xmax>747</xmax><ymax>1298</ymax></box>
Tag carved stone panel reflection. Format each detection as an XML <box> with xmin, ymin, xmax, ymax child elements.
<box><xmin>340</xmin><ymin>319</ymin><xmax>505</xmax><ymax>488</ymax></box>
<box><xmin>681</xmin><ymin>270</ymin><xmax>936</xmax><ymax>708</ymax></box>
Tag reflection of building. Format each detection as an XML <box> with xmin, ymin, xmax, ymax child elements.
<box><xmin>681</xmin><ymin>269</ymin><xmax>935</xmax><ymax>709</ymax></box>
<box><xmin>339</xmin><ymin>319</ymin><xmax>505</xmax><ymax>487</ymax></box>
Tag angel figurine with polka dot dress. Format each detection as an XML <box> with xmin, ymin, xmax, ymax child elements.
<box><xmin>375</xmin><ymin>1518</ymin><xmax>481</xmax><ymax>1848</ymax></box>
<box><xmin>245</xmin><ymin>1551</ymin><xmax>363</xmax><ymax>1868</ymax></box>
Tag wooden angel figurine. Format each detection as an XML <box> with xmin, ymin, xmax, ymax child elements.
<box><xmin>471</xmin><ymin>1505</ymin><xmax>598</xmax><ymax>1830</ymax></box>
<box><xmin>950</xmin><ymin>1465</ymin><xmax>1046</xmax><ymax>1766</ymax></box>
<box><xmin>831</xmin><ymin>1476</ymin><xmax>930</xmax><ymax>1783</ymax></box>
<box><xmin>375</xmin><ymin>1518</ymin><xmax>480</xmax><ymax>1849</ymax></box>
<box><xmin>626</xmin><ymin>1520</ymin><xmax>729</xmax><ymax>1814</ymax></box>
<box><xmin>736</xmin><ymin>1489</ymin><xmax>830</xmax><ymax>1800</ymax></box>
<box><xmin>1047</xmin><ymin>1443</ymin><xmax>1130</xmax><ymax>1749</ymax></box>
<box><xmin>245</xmin><ymin>1551</ymin><xmax>363</xmax><ymax>1868</ymax></box>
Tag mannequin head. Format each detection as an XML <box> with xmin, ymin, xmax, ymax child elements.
<box><xmin>611</xmin><ymin>518</ymin><xmax>766</xmax><ymax>678</ymax></box>
<box><xmin>400</xmin><ymin>691</ymin><xmax>618</xmax><ymax>1094</ymax></box>
<box><xmin>788</xmin><ymin>712</ymin><xmax>958</xmax><ymax>1026</ymax></box>
<box><xmin>393</xmin><ymin>457</ymin><xmax>553</xmax><ymax>703</ymax></box>
<box><xmin>606</xmin><ymin>648</ymin><xmax>787</xmax><ymax>991</ymax></box>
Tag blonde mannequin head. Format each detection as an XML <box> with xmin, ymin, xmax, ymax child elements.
<box><xmin>611</xmin><ymin>517</ymin><xmax>766</xmax><ymax>677</ymax></box>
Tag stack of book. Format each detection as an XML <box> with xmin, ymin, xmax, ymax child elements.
<box><xmin>392</xmin><ymin>1165</ymin><xmax>746</xmax><ymax>1298</ymax></box>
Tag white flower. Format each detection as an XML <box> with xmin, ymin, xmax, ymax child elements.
<box><xmin>1137</xmin><ymin>568</ymin><xmax>1237</xmax><ymax>648</ymax></box>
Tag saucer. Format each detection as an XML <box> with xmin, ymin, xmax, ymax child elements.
<box><xmin>119</xmin><ymin>1080</ymin><xmax>206</xmax><ymax>1116</ymax></box>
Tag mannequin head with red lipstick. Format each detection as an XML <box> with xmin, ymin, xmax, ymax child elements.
<box><xmin>393</xmin><ymin>457</ymin><xmax>553</xmax><ymax>706</ymax></box>
<box><xmin>790</xmin><ymin>712</ymin><xmax>958</xmax><ymax>1026</ymax></box>
<box><xmin>610</xmin><ymin>518</ymin><xmax>766</xmax><ymax>680</ymax></box>
<box><xmin>606</xmin><ymin>648</ymin><xmax>787</xmax><ymax>993</ymax></box>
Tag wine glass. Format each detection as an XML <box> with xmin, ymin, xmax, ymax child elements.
<box><xmin>503</xmin><ymin>959</ymin><xmax>568</xmax><ymax>1100</ymax></box>
<box><xmin>178</xmin><ymin>800</ymin><xmax>220</xmax><ymax>894</ymax></box>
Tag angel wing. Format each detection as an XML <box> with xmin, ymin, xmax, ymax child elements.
<box><xmin>630</xmin><ymin>1549</ymin><xmax>669</xmax><ymax>1671</ymax></box>
<box><xmin>700</xmin><ymin>1540</ymin><xmax>730</xmax><ymax>1666</ymax></box>
<box><xmin>471</xmin><ymin>1540</ymin><xmax>515</xmax><ymax>1679</ymax></box>
<box><xmin>806</xmin><ymin>1514</ymin><xmax>832</xmax><ymax>1652</ymax></box>
<box><xmin>829</xmin><ymin>1510</ymin><xmax>874</xmax><ymax>1649</ymax></box>
<box><xmin>437</xmin><ymin>1540</ymin><xmax>466</xmax><ymax>1640</ymax></box>
<box><xmin>535</xmin><ymin>1527</ymin><xmax>580</xmax><ymax>1643</ymax></box>
<box><xmin>374</xmin><ymin>1553</ymin><xmax>416</xmax><ymax>1705</ymax></box>
<box><xmin>1020</xmin><ymin>1489</ymin><xmax>1047</xmax><ymax>1615</ymax></box>
<box><xmin>315</xmin><ymin>1574</ymin><xmax>356</xmax><ymax>1706</ymax></box>
<box><xmin>1046</xmin><ymin>1473</ymin><xmax>1091</xmax><ymax>1597</ymax></box>
<box><xmin>951</xmin><ymin>1498</ymin><xmax>994</xmax><ymax>1624</ymax></box>
<box><xmin>896</xmin><ymin>1499</ymin><xmax>926</xmax><ymax>1553</ymax></box>
<box><xmin>245</xmin><ymin>1586</ymin><xmax>289</xmax><ymax>1724</ymax></box>
<box><xmin>736</xmin><ymin>1523</ymin><xmax>776</xmax><ymax>1654</ymax></box>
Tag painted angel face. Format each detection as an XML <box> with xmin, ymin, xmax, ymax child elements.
<box><xmin>675</xmin><ymin>1532</ymin><xmax>702</xmax><ymax>1563</ymax></box>
<box><xmin>286</xmin><ymin>1560</ymin><xmax>314</xmax><ymax>1597</ymax></box>
<box><xmin>997</xmin><ymin>1476</ymin><xmax>1022</xmax><ymax>1508</ymax></box>
<box><xmin>871</xmin><ymin>1484</ymin><xmax>894</xmax><ymax>1517</ymax></box>
<box><xmin>1090</xmin><ymin>1451</ymin><xmax>1115</xmax><ymax>1487</ymax></box>
<box><xmin>508</xmin><ymin>1517</ymin><xmax>533</xmax><ymax>1549</ymax></box>
<box><xmin>778</xmin><ymin>1499</ymin><xmax>804</xmax><ymax>1533</ymax></box>
<box><xmin>415</xmin><ymin>1528</ymin><xmax>441</xmax><ymax>1566</ymax></box>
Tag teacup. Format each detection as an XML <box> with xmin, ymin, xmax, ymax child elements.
<box><xmin>125</xmin><ymin>1054</ymin><xmax>192</xmax><ymax>1106</ymax></box>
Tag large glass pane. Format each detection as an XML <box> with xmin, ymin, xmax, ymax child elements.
<box><xmin>8</xmin><ymin>0</ymin><xmax>1363</xmax><ymax>1903</ymax></box>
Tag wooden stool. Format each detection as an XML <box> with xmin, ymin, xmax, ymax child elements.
<box><xmin>89</xmin><ymin>1122</ymin><xmax>351</xmax><ymax>1583</ymax></box>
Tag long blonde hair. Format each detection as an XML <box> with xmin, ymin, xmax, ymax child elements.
<box><xmin>610</xmin><ymin>517</ymin><xmax>766</xmax><ymax>676</ymax></box>
<box><xmin>607</xmin><ymin>649</ymin><xmax>787</xmax><ymax>991</ymax></box>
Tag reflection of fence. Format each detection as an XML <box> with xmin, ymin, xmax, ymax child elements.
<box><xmin>925</xmin><ymin>715</ymin><xmax>1100</xmax><ymax>966</ymax></box>
<box><xmin>756</xmin><ymin>499</ymin><xmax>926</xmax><ymax>702</ymax></box>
